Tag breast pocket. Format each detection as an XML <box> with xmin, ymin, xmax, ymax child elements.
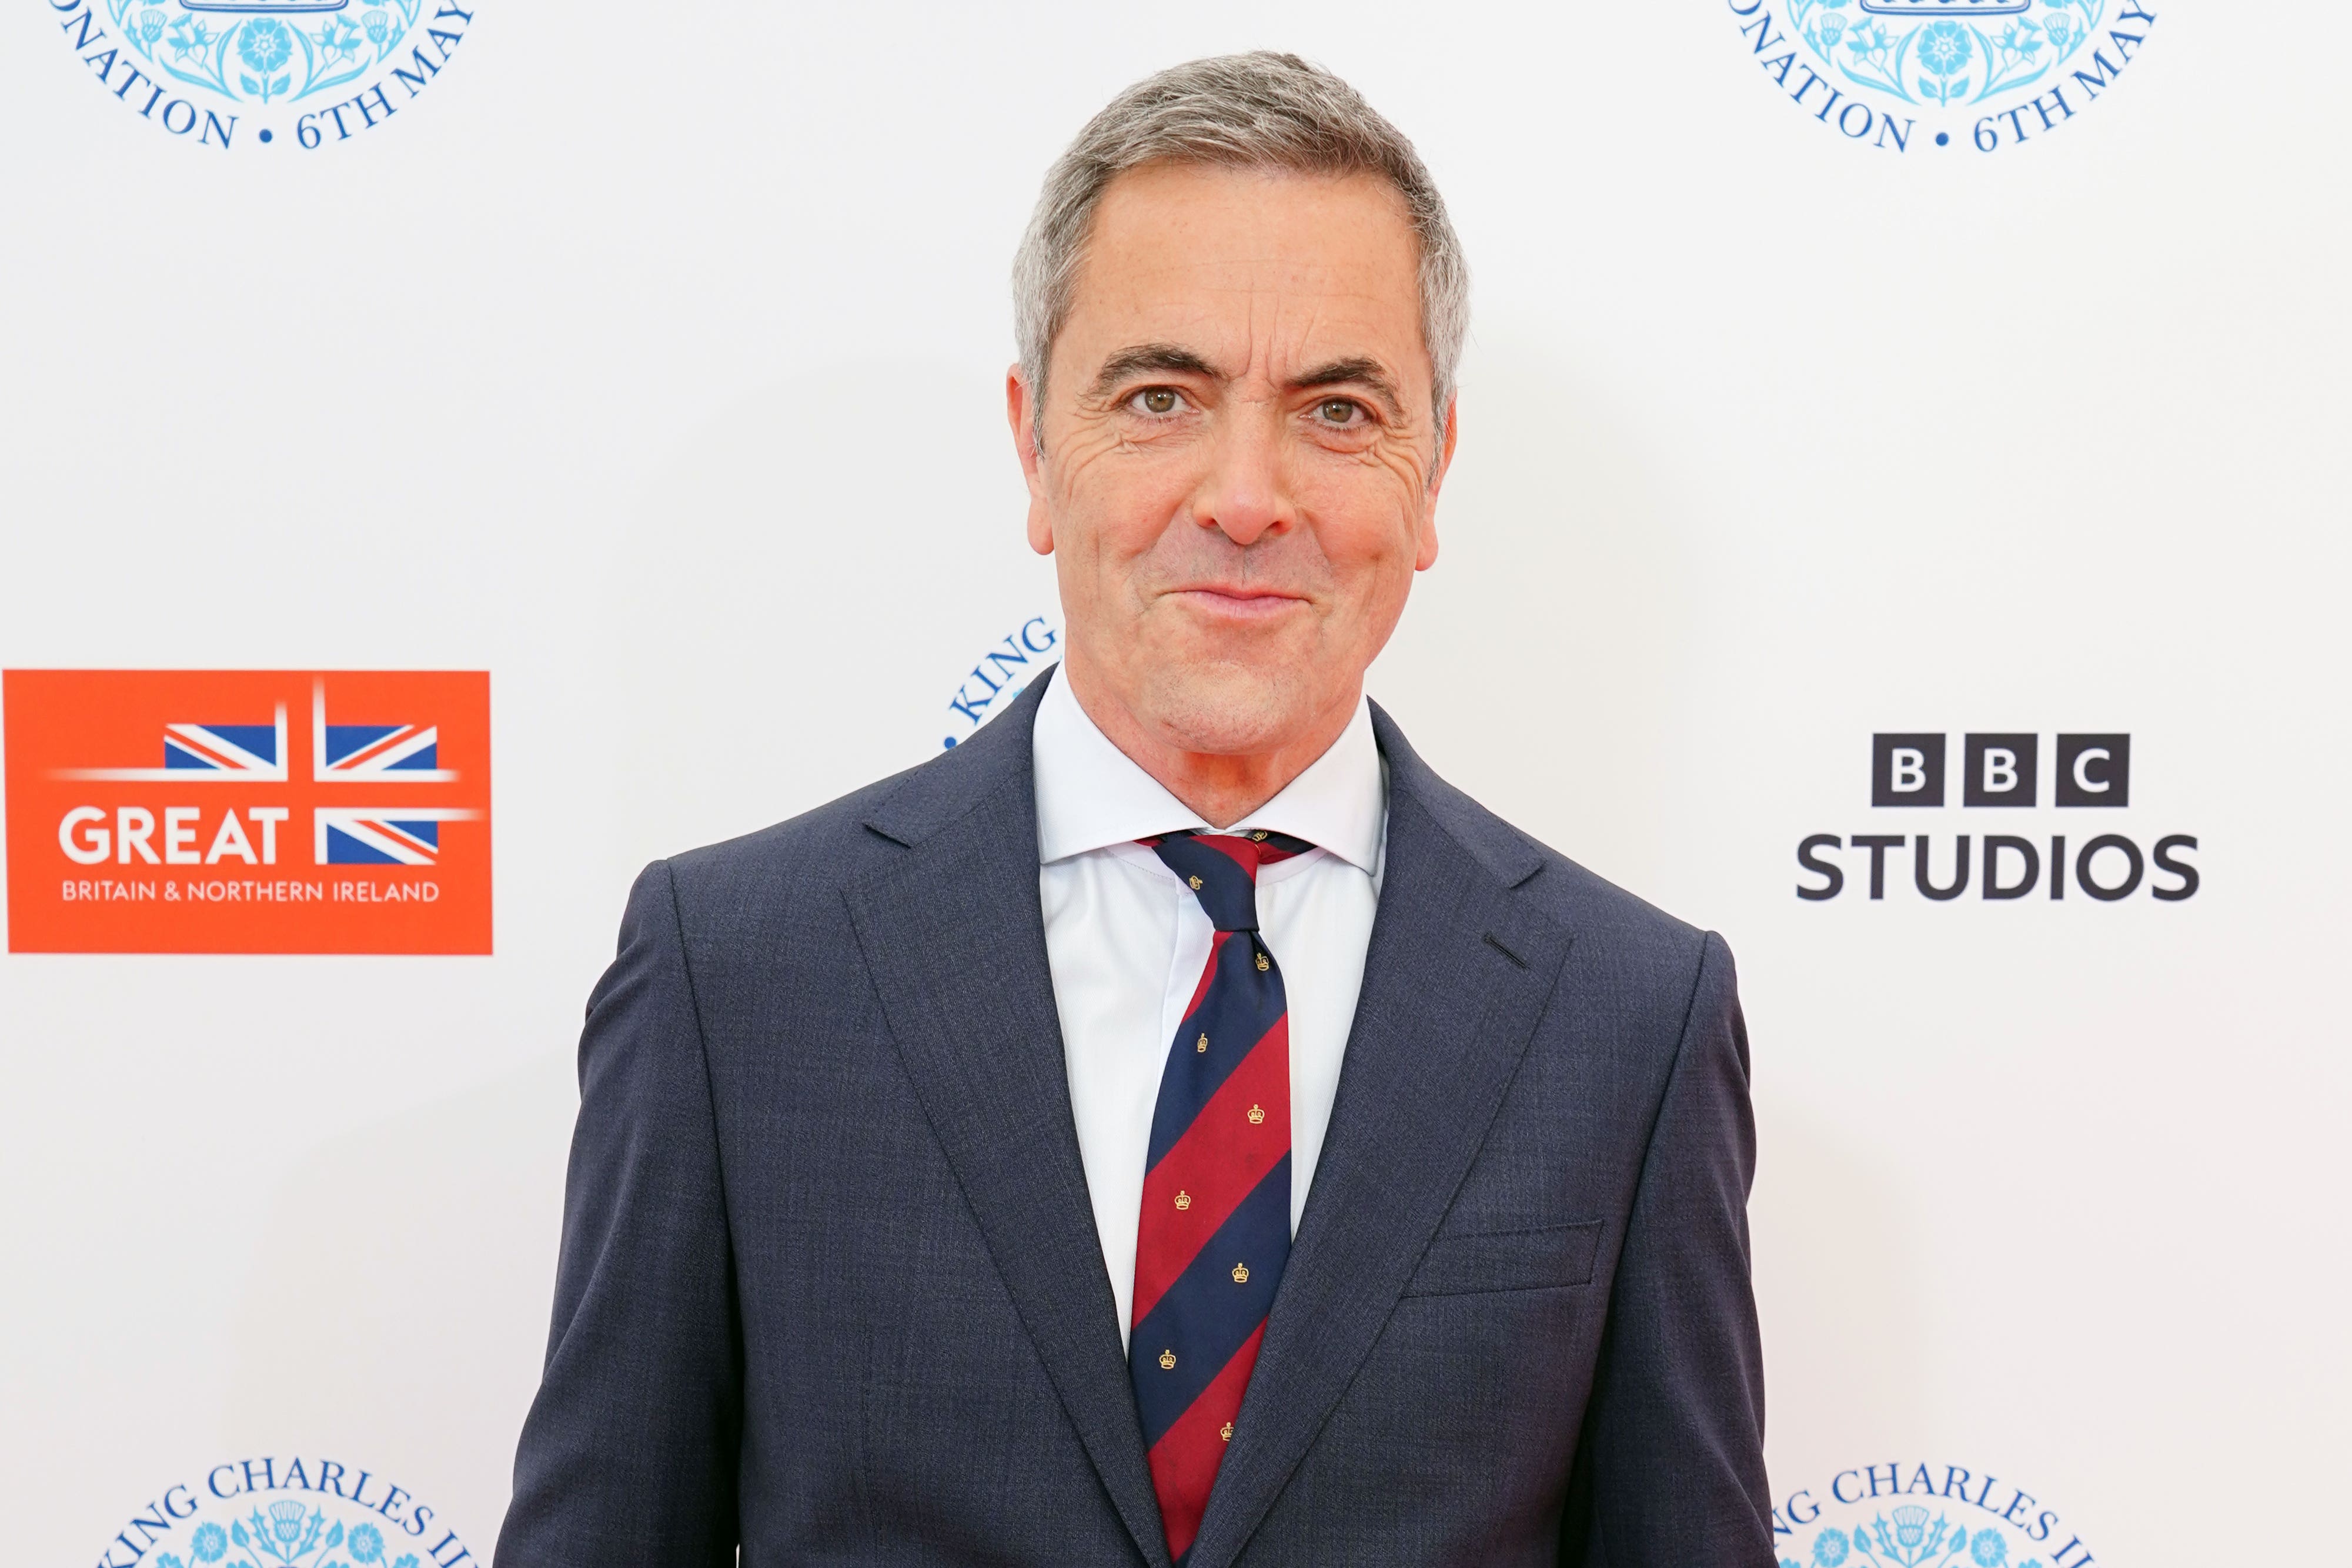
<box><xmin>1401</xmin><ymin>1218</ymin><xmax>1603</xmax><ymax>1297</ymax></box>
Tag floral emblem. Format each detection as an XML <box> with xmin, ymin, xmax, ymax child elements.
<box><xmin>101</xmin><ymin>0</ymin><xmax>429</xmax><ymax>108</ymax></box>
<box><xmin>1915</xmin><ymin>22</ymin><xmax>1972</xmax><ymax>103</ymax></box>
<box><xmin>1792</xmin><ymin>1513</ymin><xmax>2044</xmax><ymax>1568</ymax></box>
<box><xmin>1772</xmin><ymin>1463</ymin><xmax>2089</xmax><ymax>1568</ymax></box>
<box><xmin>236</xmin><ymin>19</ymin><xmax>292</xmax><ymax>74</ymax></box>
<box><xmin>151</xmin><ymin>1501</ymin><xmax>423</xmax><ymax>1568</ymax></box>
<box><xmin>92</xmin><ymin>1460</ymin><xmax>472</xmax><ymax>1568</ymax></box>
<box><xmin>234</xmin><ymin>17</ymin><xmax>293</xmax><ymax>100</ymax></box>
<box><xmin>315</xmin><ymin>16</ymin><xmax>364</xmax><ymax>66</ymax></box>
<box><xmin>1785</xmin><ymin>0</ymin><xmax>2107</xmax><ymax>111</ymax></box>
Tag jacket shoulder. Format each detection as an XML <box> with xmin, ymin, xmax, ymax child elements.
<box><xmin>652</xmin><ymin>681</ymin><xmax>1044</xmax><ymax>930</ymax></box>
<box><xmin>1516</xmin><ymin>835</ymin><xmax>1713</xmax><ymax>971</ymax></box>
<box><xmin>1379</xmin><ymin>708</ymin><xmax>1717</xmax><ymax>984</ymax></box>
<box><xmin>659</xmin><ymin>764</ymin><xmax>918</xmax><ymax>911</ymax></box>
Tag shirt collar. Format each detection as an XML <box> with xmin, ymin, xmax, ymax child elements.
<box><xmin>1031</xmin><ymin>665</ymin><xmax>1385</xmax><ymax>876</ymax></box>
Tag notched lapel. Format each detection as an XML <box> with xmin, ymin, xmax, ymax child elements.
<box><xmin>1185</xmin><ymin>778</ymin><xmax>1572</xmax><ymax>1568</ymax></box>
<box><xmin>841</xmin><ymin>690</ymin><xmax>1170</xmax><ymax>1568</ymax></box>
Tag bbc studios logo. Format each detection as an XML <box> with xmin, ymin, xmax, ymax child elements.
<box><xmin>1796</xmin><ymin>733</ymin><xmax>2199</xmax><ymax>904</ymax></box>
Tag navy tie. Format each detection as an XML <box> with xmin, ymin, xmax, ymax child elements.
<box><xmin>1127</xmin><ymin>827</ymin><xmax>1315</xmax><ymax>1562</ymax></box>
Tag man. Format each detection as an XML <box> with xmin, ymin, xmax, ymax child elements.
<box><xmin>497</xmin><ymin>52</ymin><xmax>1770</xmax><ymax>1568</ymax></box>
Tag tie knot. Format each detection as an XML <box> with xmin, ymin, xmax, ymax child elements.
<box><xmin>1140</xmin><ymin>830</ymin><xmax>1316</xmax><ymax>931</ymax></box>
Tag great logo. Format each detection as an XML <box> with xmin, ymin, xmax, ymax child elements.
<box><xmin>2</xmin><ymin>669</ymin><xmax>493</xmax><ymax>954</ymax></box>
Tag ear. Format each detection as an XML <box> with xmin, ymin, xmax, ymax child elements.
<box><xmin>1416</xmin><ymin>392</ymin><xmax>1458</xmax><ymax>571</ymax></box>
<box><xmin>1007</xmin><ymin>365</ymin><xmax>1053</xmax><ymax>556</ymax></box>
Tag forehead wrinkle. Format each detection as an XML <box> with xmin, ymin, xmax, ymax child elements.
<box><xmin>1078</xmin><ymin>230</ymin><xmax>1422</xmax><ymax>419</ymax></box>
<box><xmin>1251</xmin><ymin>286</ymin><xmax>1335</xmax><ymax>393</ymax></box>
<box><xmin>1261</xmin><ymin>292</ymin><xmax>1411</xmax><ymax>420</ymax></box>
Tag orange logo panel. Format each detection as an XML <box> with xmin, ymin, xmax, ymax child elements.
<box><xmin>5</xmin><ymin>671</ymin><xmax>490</xmax><ymax>954</ymax></box>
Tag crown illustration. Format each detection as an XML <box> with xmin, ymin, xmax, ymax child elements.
<box><xmin>178</xmin><ymin>1</ymin><xmax>351</xmax><ymax>13</ymax></box>
<box><xmin>1859</xmin><ymin>0</ymin><xmax>2034</xmax><ymax>14</ymax></box>
<box><xmin>1853</xmin><ymin>0</ymin><xmax>2042</xmax><ymax>12</ymax></box>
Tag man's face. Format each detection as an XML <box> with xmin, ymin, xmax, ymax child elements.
<box><xmin>1012</xmin><ymin>162</ymin><xmax>1453</xmax><ymax>760</ymax></box>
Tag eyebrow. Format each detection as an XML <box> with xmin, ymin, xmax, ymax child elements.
<box><xmin>1089</xmin><ymin>345</ymin><xmax>1408</xmax><ymax>421</ymax></box>
<box><xmin>1288</xmin><ymin>357</ymin><xmax>1405</xmax><ymax>420</ymax></box>
<box><xmin>1090</xmin><ymin>343</ymin><xmax>1222</xmax><ymax>397</ymax></box>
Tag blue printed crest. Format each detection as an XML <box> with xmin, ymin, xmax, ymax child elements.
<box><xmin>1772</xmin><ymin>1462</ymin><xmax>2097</xmax><ymax>1568</ymax></box>
<box><xmin>180</xmin><ymin>2</ymin><xmax>354</xmax><ymax>13</ymax></box>
<box><xmin>1731</xmin><ymin>1</ymin><xmax>2157</xmax><ymax>155</ymax></box>
<box><xmin>93</xmin><ymin>1456</ymin><xmax>475</xmax><ymax>1568</ymax></box>
<box><xmin>103</xmin><ymin>0</ymin><xmax>425</xmax><ymax>108</ymax></box>
<box><xmin>54</xmin><ymin>0</ymin><xmax>475</xmax><ymax>149</ymax></box>
<box><xmin>1790</xmin><ymin>0</ymin><xmax>2103</xmax><ymax>109</ymax></box>
<box><xmin>1857</xmin><ymin>0</ymin><xmax>2035</xmax><ymax>14</ymax></box>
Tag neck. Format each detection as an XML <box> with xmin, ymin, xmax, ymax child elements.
<box><xmin>1059</xmin><ymin>656</ymin><xmax>1359</xmax><ymax>830</ymax></box>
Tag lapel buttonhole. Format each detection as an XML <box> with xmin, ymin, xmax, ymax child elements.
<box><xmin>1482</xmin><ymin>931</ymin><xmax>1529</xmax><ymax>969</ymax></box>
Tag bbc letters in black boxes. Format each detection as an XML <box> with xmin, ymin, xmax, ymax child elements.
<box><xmin>1798</xmin><ymin>733</ymin><xmax>2195</xmax><ymax>903</ymax></box>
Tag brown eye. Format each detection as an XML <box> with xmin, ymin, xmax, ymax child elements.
<box><xmin>1137</xmin><ymin>389</ymin><xmax>1180</xmax><ymax>414</ymax></box>
<box><xmin>1317</xmin><ymin>398</ymin><xmax>1359</xmax><ymax>424</ymax></box>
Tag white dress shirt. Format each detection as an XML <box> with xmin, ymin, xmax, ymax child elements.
<box><xmin>1032</xmin><ymin>668</ymin><xmax>1387</xmax><ymax>1347</ymax></box>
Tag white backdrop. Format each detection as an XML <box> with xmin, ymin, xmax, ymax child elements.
<box><xmin>4</xmin><ymin>3</ymin><xmax>2347</xmax><ymax>1563</ymax></box>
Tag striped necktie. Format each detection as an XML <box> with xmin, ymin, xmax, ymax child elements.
<box><xmin>1128</xmin><ymin>827</ymin><xmax>1315</xmax><ymax>1564</ymax></box>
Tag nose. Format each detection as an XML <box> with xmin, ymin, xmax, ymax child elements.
<box><xmin>1190</xmin><ymin>397</ymin><xmax>1291</xmax><ymax>548</ymax></box>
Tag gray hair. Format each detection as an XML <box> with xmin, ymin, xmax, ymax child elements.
<box><xmin>1013</xmin><ymin>52</ymin><xmax>1468</xmax><ymax>453</ymax></box>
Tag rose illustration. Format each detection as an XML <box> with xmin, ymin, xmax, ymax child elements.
<box><xmin>1918</xmin><ymin>21</ymin><xmax>1972</xmax><ymax>78</ymax></box>
<box><xmin>237</xmin><ymin>18</ymin><xmax>293</xmax><ymax>75</ymax></box>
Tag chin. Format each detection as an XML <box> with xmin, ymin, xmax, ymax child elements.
<box><xmin>1140</xmin><ymin>658</ymin><xmax>1317</xmax><ymax>756</ymax></box>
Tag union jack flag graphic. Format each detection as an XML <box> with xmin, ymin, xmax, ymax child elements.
<box><xmin>313</xmin><ymin>807</ymin><xmax>479</xmax><ymax>867</ymax></box>
<box><xmin>57</xmin><ymin>708</ymin><xmax>290</xmax><ymax>782</ymax></box>
<box><xmin>313</xmin><ymin>681</ymin><xmax>456</xmax><ymax>783</ymax></box>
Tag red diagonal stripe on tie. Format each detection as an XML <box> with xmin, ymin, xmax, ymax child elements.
<box><xmin>1147</xmin><ymin>1322</ymin><xmax>1265</xmax><ymax>1562</ymax></box>
<box><xmin>1191</xmin><ymin>834</ymin><xmax>1262</xmax><ymax>875</ymax></box>
<box><xmin>1132</xmin><ymin>1017</ymin><xmax>1289</xmax><ymax>1326</ymax></box>
<box><xmin>1181</xmin><ymin>930</ymin><xmax>1232</xmax><ymax>1022</ymax></box>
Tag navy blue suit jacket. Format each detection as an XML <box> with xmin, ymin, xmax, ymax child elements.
<box><xmin>496</xmin><ymin>673</ymin><xmax>1772</xmax><ymax>1566</ymax></box>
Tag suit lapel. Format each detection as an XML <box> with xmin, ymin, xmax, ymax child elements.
<box><xmin>842</xmin><ymin>676</ymin><xmax>1170</xmax><ymax>1568</ymax></box>
<box><xmin>1184</xmin><ymin>708</ymin><xmax>1573</xmax><ymax>1568</ymax></box>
